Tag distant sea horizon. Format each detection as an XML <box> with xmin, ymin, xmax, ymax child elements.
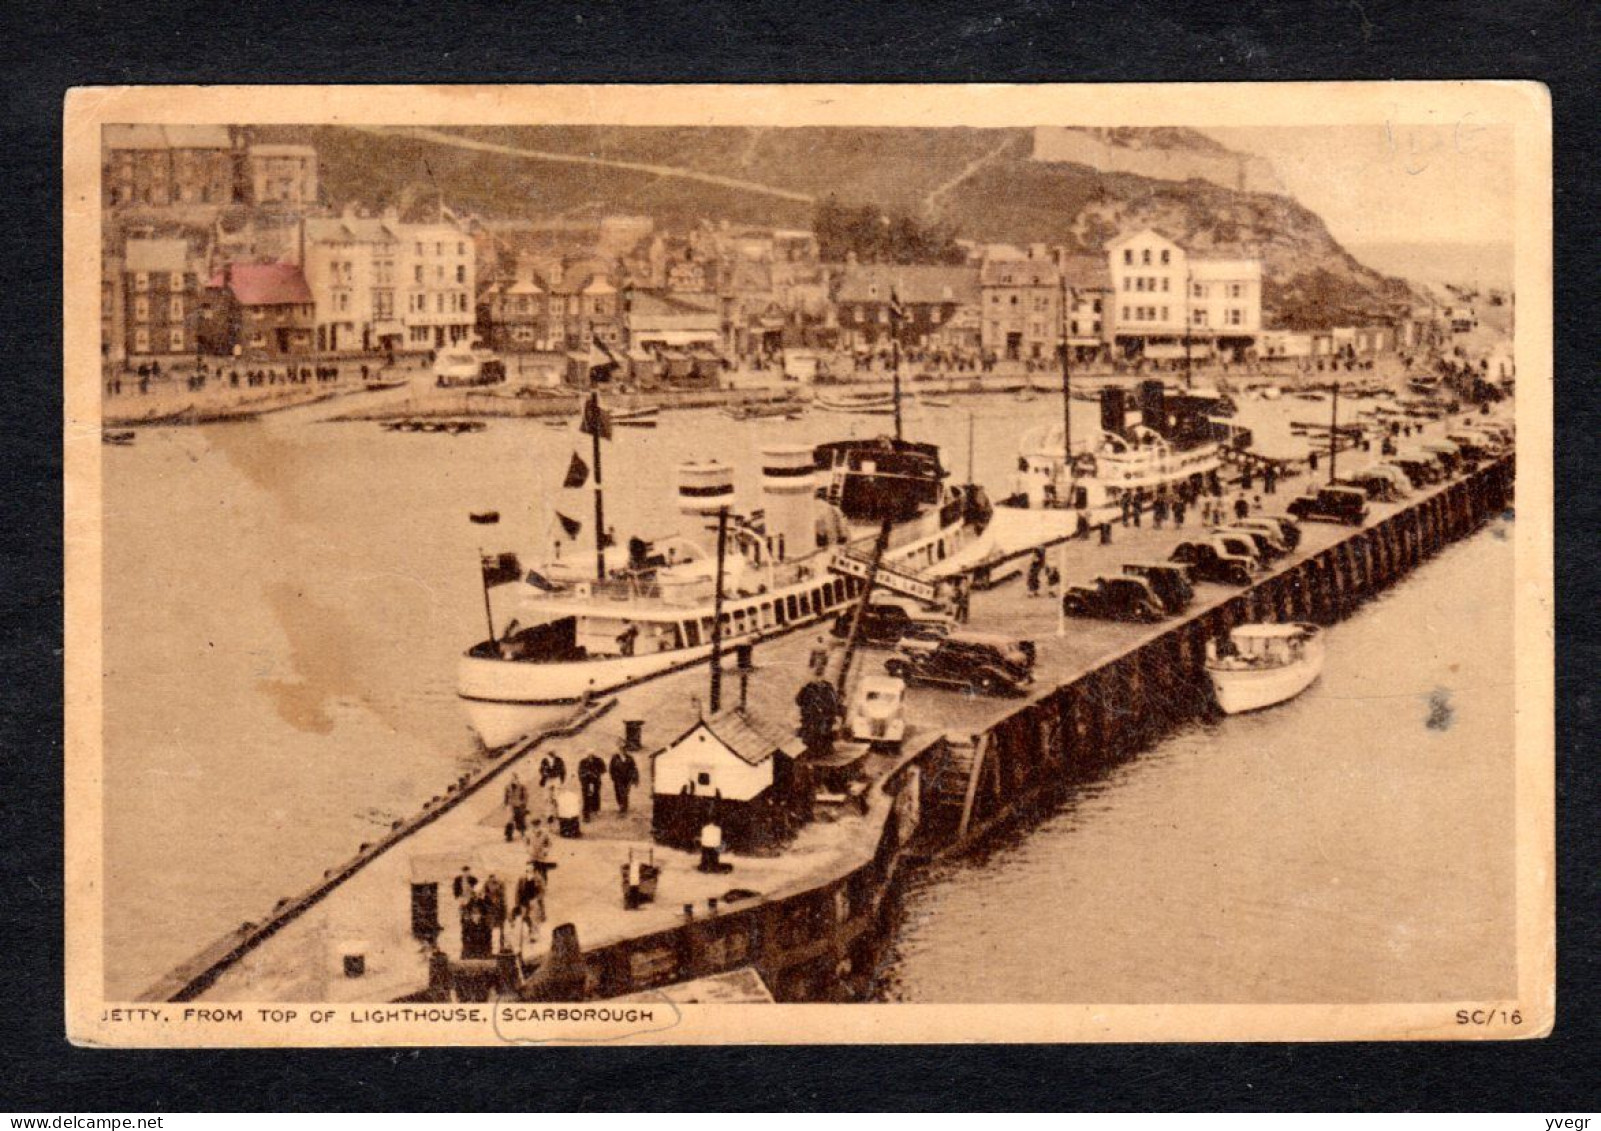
<box><xmin>1345</xmin><ymin>240</ymin><xmax>1515</xmax><ymax>293</ymax></box>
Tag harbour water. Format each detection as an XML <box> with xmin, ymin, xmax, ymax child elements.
<box><xmin>101</xmin><ymin>390</ymin><xmax>1511</xmax><ymax>999</ymax></box>
<box><xmin>877</xmin><ymin>520</ymin><xmax>1516</xmax><ymax>1003</ymax></box>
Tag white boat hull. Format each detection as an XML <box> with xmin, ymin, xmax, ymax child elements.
<box><xmin>1207</xmin><ymin>637</ymin><xmax>1325</xmax><ymax>715</ymax></box>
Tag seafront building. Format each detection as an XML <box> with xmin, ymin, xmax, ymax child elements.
<box><xmin>1107</xmin><ymin>228</ymin><xmax>1262</xmax><ymax>364</ymax></box>
<box><xmin>121</xmin><ymin>236</ymin><xmax>204</xmax><ymax>358</ymax></box>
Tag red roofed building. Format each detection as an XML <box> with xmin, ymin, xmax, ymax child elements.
<box><xmin>198</xmin><ymin>263</ymin><xmax>316</xmax><ymax>358</ymax></box>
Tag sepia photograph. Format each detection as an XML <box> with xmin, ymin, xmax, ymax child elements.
<box><xmin>62</xmin><ymin>82</ymin><xmax>1553</xmax><ymax>1046</ymax></box>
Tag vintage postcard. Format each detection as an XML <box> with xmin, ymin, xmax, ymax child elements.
<box><xmin>64</xmin><ymin>82</ymin><xmax>1553</xmax><ymax>1046</ymax></box>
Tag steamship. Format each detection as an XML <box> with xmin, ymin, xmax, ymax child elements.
<box><xmin>1007</xmin><ymin>380</ymin><xmax>1244</xmax><ymax>524</ymax></box>
<box><xmin>458</xmin><ymin>437</ymin><xmax>992</xmax><ymax>749</ymax></box>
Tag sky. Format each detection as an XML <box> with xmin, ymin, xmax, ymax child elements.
<box><xmin>1203</xmin><ymin>123</ymin><xmax>1516</xmax><ymax>249</ymax></box>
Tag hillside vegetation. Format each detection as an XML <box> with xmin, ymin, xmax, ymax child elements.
<box><xmin>260</xmin><ymin>124</ymin><xmax>1421</xmax><ymax>328</ymax></box>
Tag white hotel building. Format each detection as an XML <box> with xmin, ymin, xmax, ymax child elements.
<box><xmin>1107</xmin><ymin>228</ymin><xmax>1261</xmax><ymax>364</ymax></box>
<box><xmin>301</xmin><ymin>211</ymin><xmax>475</xmax><ymax>354</ymax></box>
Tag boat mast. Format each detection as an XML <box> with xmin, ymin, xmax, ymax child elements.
<box><xmin>589</xmin><ymin>389</ymin><xmax>606</xmax><ymax>581</ymax></box>
<box><xmin>708</xmin><ymin>507</ymin><xmax>729</xmax><ymax>713</ymax></box>
<box><xmin>1059</xmin><ymin>266</ymin><xmax>1072</xmax><ymax>465</ymax></box>
<box><xmin>1328</xmin><ymin>379</ymin><xmax>1339</xmax><ymax>484</ymax></box>
<box><xmin>890</xmin><ymin>287</ymin><xmax>903</xmax><ymax>441</ymax></box>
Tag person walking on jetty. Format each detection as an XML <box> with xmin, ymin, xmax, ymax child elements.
<box><xmin>578</xmin><ymin>753</ymin><xmax>606</xmax><ymax>820</ymax></box>
<box><xmin>1234</xmin><ymin>495</ymin><xmax>1251</xmax><ymax>522</ymax></box>
<box><xmin>609</xmin><ymin>747</ymin><xmax>640</xmax><ymax>815</ymax></box>
<box><xmin>481</xmin><ymin>873</ymin><xmax>508</xmax><ymax>951</ymax></box>
<box><xmin>1264</xmin><ymin>464</ymin><xmax>1279</xmax><ymax>494</ymax></box>
<box><xmin>503</xmin><ymin>773</ymin><xmax>529</xmax><ymax>840</ymax></box>
<box><xmin>452</xmin><ymin>865</ymin><xmax>478</xmax><ymax>905</ymax></box>
<box><xmin>539</xmin><ymin>750</ymin><xmax>567</xmax><ymax>790</ymax></box>
<box><xmin>796</xmin><ymin>674</ymin><xmax>841</xmax><ymax>760</ymax></box>
<box><xmin>556</xmin><ymin>786</ymin><xmax>583</xmax><ymax>838</ymax></box>
<box><xmin>1026</xmin><ymin>550</ymin><xmax>1045</xmax><ymax>597</ymax></box>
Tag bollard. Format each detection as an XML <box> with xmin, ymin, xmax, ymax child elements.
<box><xmin>623</xmin><ymin>719</ymin><xmax>645</xmax><ymax>751</ymax></box>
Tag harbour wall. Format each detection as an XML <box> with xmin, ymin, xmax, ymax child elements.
<box><xmin>142</xmin><ymin>455</ymin><xmax>1514</xmax><ymax>1004</ymax></box>
<box><xmin>431</xmin><ymin>455</ymin><xmax>1518</xmax><ymax>1003</ymax></box>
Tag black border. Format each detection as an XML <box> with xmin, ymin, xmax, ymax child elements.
<box><xmin>5</xmin><ymin>0</ymin><xmax>1597</xmax><ymax>1111</ymax></box>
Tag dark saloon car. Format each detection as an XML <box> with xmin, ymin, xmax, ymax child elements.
<box><xmin>1169</xmin><ymin>539</ymin><xmax>1256</xmax><ymax>586</ymax></box>
<box><xmin>1121</xmin><ymin>561</ymin><xmax>1195</xmax><ymax>614</ymax></box>
<box><xmin>1287</xmin><ymin>485</ymin><xmax>1370</xmax><ymax>526</ymax></box>
<box><xmin>885</xmin><ymin>632</ymin><xmax>1034</xmax><ymax>696</ymax></box>
<box><xmin>1061</xmin><ymin>575</ymin><xmax>1167</xmax><ymax>623</ymax></box>
<box><xmin>831</xmin><ymin>597</ymin><xmax>954</xmax><ymax>647</ymax></box>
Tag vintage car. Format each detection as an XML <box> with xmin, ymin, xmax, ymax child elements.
<box><xmin>1213</xmin><ymin>524</ymin><xmax>1289</xmax><ymax>563</ymax></box>
<box><xmin>884</xmin><ymin>632</ymin><xmax>1034</xmax><ymax>697</ymax></box>
<box><xmin>1333</xmin><ymin>467</ymin><xmax>1410</xmax><ymax>503</ymax></box>
<box><xmin>1287</xmin><ymin>485</ymin><xmax>1370</xmax><ymax>526</ymax></box>
<box><xmin>1446</xmin><ymin>430</ymin><xmax>1497</xmax><ymax>461</ymax></box>
<box><xmin>847</xmin><ymin>675</ymin><xmax>907</xmax><ymax>744</ymax></box>
<box><xmin>1121</xmin><ymin>561</ymin><xmax>1195</xmax><ymax>615</ymax></box>
<box><xmin>1061</xmin><ymin>575</ymin><xmax>1167</xmax><ymax>623</ymax></box>
<box><xmin>1236</xmin><ymin>514</ymin><xmax>1303</xmax><ymax>552</ymax></box>
<box><xmin>1419</xmin><ymin>440</ymin><xmax>1462</xmax><ymax>476</ymax></box>
<box><xmin>831</xmin><ymin>595</ymin><xmax>954</xmax><ymax>647</ymax></box>
<box><xmin>1169</xmin><ymin>539</ymin><xmax>1257</xmax><ymax>586</ymax></box>
<box><xmin>1390</xmin><ymin>453</ymin><xmax>1443</xmax><ymax>488</ymax></box>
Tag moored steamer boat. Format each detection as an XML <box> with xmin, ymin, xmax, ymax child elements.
<box><xmin>1006</xmin><ymin>380</ymin><xmax>1242</xmax><ymax>526</ymax></box>
<box><xmin>458</xmin><ymin>432</ymin><xmax>992</xmax><ymax>749</ymax></box>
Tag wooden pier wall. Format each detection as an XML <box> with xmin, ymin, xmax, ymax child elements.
<box><xmin>429</xmin><ymin>455</ymin><xmax>1515</xmax><ymax>1004</ymax></box>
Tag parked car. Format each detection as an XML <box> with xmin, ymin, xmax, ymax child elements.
<box><xmin>1239</xmin><ymin>513</ymin><xmax>1303</xmax><ymax>551</ymax></box>
<box><xmin>848</xmin><ymin>675</ymin><xmax>907</xmax><ymax>744</ymax></box>
<box><xmin>1169</xmin><ymin>539</ymin><xmax>1257</xmax><ymax>586</ymax></box>
<box><xmin>1419</xmin><ymin>440</ymin><xmax>1462</xmax><ymax>476</ymax></box>
<box><xmin>885</xmin><ymin>632</ymin><xmax>1034</xmax><ymax>696</ymax></box>
<box><xmin>1121</xmin><ymin>561</ymin><xmax>1195</xmax><ymax>614</ymax></box>
<box><xmin>1214</xmin><ymin>524</ymin><xmax>1288</xmax><ymax>563</ymax></box>
<box><xmin>1446</xmin><ymin>431</ymin><xmax>1496</xmax><ymax>461</ymax></box>
<box><xmin>1287</xmin><ymin>485</ymin><xmax>1370</xmax><ymax>526</ymax></box>
<box><xmin>1061</xmin><ymin>575</ymin><xmax>1167</xmax><ymax>623</ymax></box>
<box><xmin>831</xmin><ymin>595</ymin><xmax>954</xmax><ymax>647</ymax></box>
<box><xmin>1390</xmin><ymin>453</ymin><xmax>1442</xmax><ymax>488</ymax></box>
<box><xmin>1209</xmin><ymin>530</ymin><xmax>1272</xmax><ymax>568</ymax></box>
<box><xmin>1333</xmin><ymin>466</ymin><xmax>1409</xmax><ymax>502</ymax></box>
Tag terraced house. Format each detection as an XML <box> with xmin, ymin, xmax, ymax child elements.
<box><xmin>122</xmin><ymin>237</ymin><xmax>201</xmax><ymax>358</ymax></box>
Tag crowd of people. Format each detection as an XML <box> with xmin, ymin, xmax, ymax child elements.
<box><xmin>445</xmin><ymin>743</ymin><xmax>643</xmax><ymax>963</ymax></box>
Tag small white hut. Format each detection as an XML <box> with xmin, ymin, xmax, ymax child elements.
<box><xmin>650</xmin><ymin>709</ymin><xmax>805</xmax><ymax>851</ymax></box>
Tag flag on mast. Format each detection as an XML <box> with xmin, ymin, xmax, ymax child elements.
<box><xmin>562</xmin><ymin>451</ymin><xmax>589</xmax><ymax>489</ymax></box>
<box><xmin>579</xmin><ymin>394</ymin><xmax>612</xmax><ymax>440</ymax></box>
<box><xmin>888</xmin><ymin>287</ymin><xmax>906</xmax><ymax>327</ymax></box>
<box><xmin>556</xmin><ymin>512</ymin><xmax>583</xmax><ymax>539</ymax></box>
<box><xmin>480</xmin><ymin>552</ymin><xmax>523</xmax><ymax>588</ymax></box>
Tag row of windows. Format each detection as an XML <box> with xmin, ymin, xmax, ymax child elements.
<box><xmin>130</xmin><ymin>327</ymin><xmax>186</xmax><ymax>352</ymax></box>
<box><xmin>413</xmin><ymin>241</ymin><xmax>468</xmax><ymax>258</ymax></box>
<box><xmin>130</xmin><ymin>296</ymin><xmax>185</xmax><ymax>321</ymax></box>
<box><xmin>1122</xmin><ymin>275</ymin><xmax>1172</xmax><ymax>293</ymax></box>
<box><xmin>497</xmin><ymin>295</ymin><xmax>616</xmax><ymax>318</ymax></box>
<box><xmin>1123</xmin><ymin>247</ymin><xmax>1173</xmax><ymax>266</ymax></box>
<box><xmin>1121</xmin><ymin>305</ymin><xmax>1172</xmax><ymax>323</ymax></box>
<box><xmin>410</xmin><ymin>291</ymin><xmax>471</xmax><ymax>314</ymax></box>
<box><xmin>131</xmin><ymin>272</ymin><xmax>187</xmax><ymax>292</ymax></box>
<box><xmin>1190</xmin><ymin>307</ymin><xmax>1249</xmax><ymax>327</ymax></box>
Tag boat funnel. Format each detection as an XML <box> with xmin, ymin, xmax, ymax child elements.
<box><xmin>676</xmin><ymin>460</ymin><xmax>735</xmax><ymax>549</ymax></box>
<box><xmin>1100</xmin><ymin>387</ymin><xmax>1128</xmax><ymax>436</ymax></box>
<box><xmin>1139</xmin><ymin>379</ymin><xmax>1167</xmax><ymax>433</ymax></box>
<box><xmin>759</xmin><ymin>444</ymin><xmax>815</xmax><ymax>563</ymax></box>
